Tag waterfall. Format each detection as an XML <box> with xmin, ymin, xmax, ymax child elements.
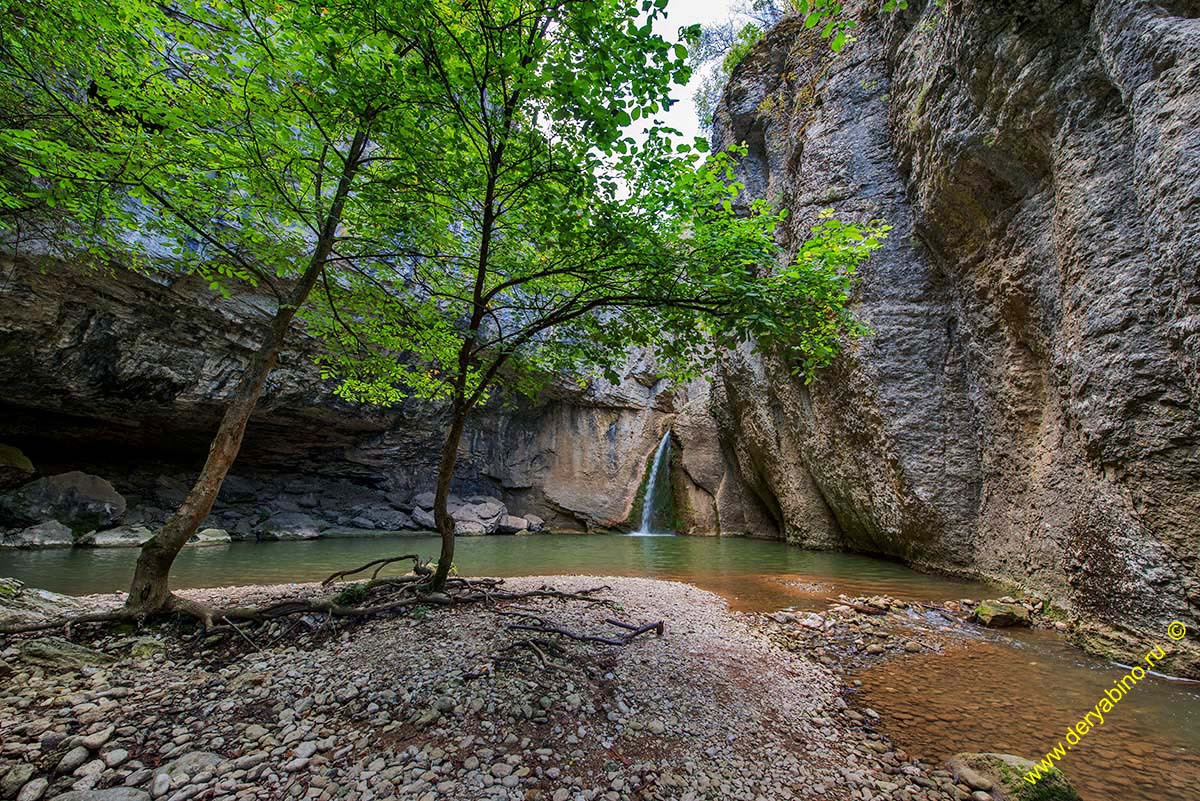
<box><xmin>633</xmin><ymin>431</ymin><xmax>672</xmax><ymax>536</ymax></box>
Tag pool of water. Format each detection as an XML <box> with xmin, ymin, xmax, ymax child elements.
<box><xmin>2</xmin><ymin>532</ymin><xmax>1197</xmax><ymax>799</ymax></box>
<box><xmin>0</xmin><ymin>532</ymin><xmax>994</xmax><ymax>608</ymax></box>
<box><xmin>855</xmin><ymin>630</ymin><xmax>1200</xmax><ymax>801</ymax></box>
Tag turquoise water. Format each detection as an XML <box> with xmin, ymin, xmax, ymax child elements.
<box><xmin>0</xmin><ymin>532</ymin><xmax>991</xmax><ymax>609</ymax></box>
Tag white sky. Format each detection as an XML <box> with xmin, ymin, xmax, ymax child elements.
<box><xmin>650</xmin><ymin>0</ymin><xmax>738</xmax><ymax>144</ymax></box>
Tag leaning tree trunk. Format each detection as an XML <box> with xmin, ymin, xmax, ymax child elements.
<box><xmin>429</xmin><ymin>403</ymin><xmax>470</xmax><ymax>592</ymax></box>
<box><xmin>125</xmin><ymin>132</ymin><xmax>368</xmax><ymax>614</ymax></box>
<box><xmin>124</xmin><ymin>287</ymin><xmax>315</xmax><ymax>612</ymax></box>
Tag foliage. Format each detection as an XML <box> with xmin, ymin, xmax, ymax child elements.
<box><xmin>691</xmin><ymin>0</ymin><xmax>909</xmax><ymax>130</ymax></box>
<box><xmin>0</xmin><ymin>0</ymin><xmax>434</xmax><ymax>296</ymax></box>
<box><xmin>333</xmin><ymin>583</ymin><xmax>370</xmax><ymax>607</ymax></box>
<box><xmin>2</xmin><ymin>0</ymin><xmax>889</xmax><ymax>594</ymax></box>
<box><xmin>722</xmin><ymin>24</ymin><xmax>765</xmax><ymax>75</ymax></box>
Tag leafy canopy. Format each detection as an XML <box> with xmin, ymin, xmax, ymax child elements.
<box><xmin>0</xmin><ymin>0</ymin><xmax>435</xmax><ymax>297</ymax></box>
<box><xmin>299</xmin><ymin>0</ymin><xmax>889</xmax><ymax>413</ymax></box>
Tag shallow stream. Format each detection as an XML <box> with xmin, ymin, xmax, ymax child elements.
<box><xmin>3</xmin><ymin>533</ymin><xmax>1197</xmax><ymax>799</ymax></box>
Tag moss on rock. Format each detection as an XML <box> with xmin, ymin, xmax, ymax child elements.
<box><xmin>950</xmin><ymin>753</ymin><xmax>1081</xmax><ymax>801</ymax></box>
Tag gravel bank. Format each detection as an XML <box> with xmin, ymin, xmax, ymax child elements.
<box><xmin>1</xmin><ymin>576</ymin><xmax>961</xmax><ymax>801</ymax></box>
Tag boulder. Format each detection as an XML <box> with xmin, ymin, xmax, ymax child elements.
<box><xmin>524</xmin><ymin>513</ymin><xmax>546</xmax><ymax>532</ymax></box>
<box><xmin>351</xmin><ymin>507</ymin><xmax>414</xmax><ymax>531</ymax></box>
<box><xmin>453</xmin><ymin>500</ymin><xmax>506</xmax><ymax>533</ymax></box>
<box><xmin>187</xmin><ymin>528</ymin><xmax>231</xmax><ymax>546</ymax></box>
<box><xmin>48</xmin><ymin>790</ymin><xmax>151</xmax><ymax>801</ymax></box>
<box><xmin>947</xmin><ymin>753</ymin><xmax>1080</xmax><ymax>801</ymax></box>
<box><xmin>0</xmin><ymin>444</ymin><xmax>35</xmax><ymax>490</ymax></box>
<box><xmin>2</xmin><ymin>520</ymin><xmax>74</xmax><ymax>548</ymax></box>
<box><xmin>411</xmin><ymin>507</ymin><xmax>436</xmax><ymax>530</ymax></box>
<box><xmin>257</xmin><ymin>512</ymin><xmax>323</xmax><ymax>540</ymax></box>
<box><xmin>455</xmin><ymin>519</ymin><xmax>487</xmax><ymax>536</ymax></box>
<box><xmin>0</xmin><ymin>578</ymin><xmax>89</xmax><ymax>628</ymax></box>
<box><xmin>19</xmin><ymin>637</ymin><xmax>115</xmax><ymax>670</ymax></box>
<box><xmin>495</xmin><ymin>515</ymin><xmax>529</xmax><ymax>534</ymax></box>
<box><xmin>974</xmin><ymin>600</ymin><xmax>1031</xmax><ymax>628</ymax></box>
<box><xmin>77</xmin><ymin>525</ymin><xmax>154</xmax><ymax>548</ymax></box>
<box><xmin>412</xmin><ymin>491</ymin><xmax>436</xmax><ymax>511</ymax></box>
<box><xmin>0</xmin><ymin>472</ymin><xmax>126</xmax><ymax>533</ymax></box>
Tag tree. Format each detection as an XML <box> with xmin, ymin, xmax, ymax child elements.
<box><xmin>305</xmin><ymin>0</ymin><xmax>889</xmax><ymax>591</ymax></box>
<box><xmin>0</xmin><ymin>0</ymin><xmax>433</xmax><ymax>613</ymax></box>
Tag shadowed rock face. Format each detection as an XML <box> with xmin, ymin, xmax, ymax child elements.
<box><xmin>710</xmin><ymin>0</ymin><xmax>1200</xmax><ymax>672</ymax></box>
<box><xmin>0</xmin><ymin>257</ymin><xmax>683</xmax><ymax>531</ymax></box>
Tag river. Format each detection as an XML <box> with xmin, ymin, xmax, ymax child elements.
<box><xmin>3</xmin><ymin>532</ymin><xmax>1197</xmax><ymax>799</ymax></box>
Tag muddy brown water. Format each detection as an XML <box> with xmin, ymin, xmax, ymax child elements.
<box><xmin>3</xmin><ymin>533</ymin><xmax>1197</xmax><ymax>799</ymax></box>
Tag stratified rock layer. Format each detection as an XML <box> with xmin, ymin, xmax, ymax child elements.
<box><xmin>710</xmin><ymin>1</ymin><xmax>1200</xmax><ymax>673</ymax></box>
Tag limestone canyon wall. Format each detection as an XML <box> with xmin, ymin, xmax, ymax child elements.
<box><xmin>0</xmin><ymin>256</ymin><xmax>676</xmax><ymax>532</ymax></box>
<box><xmin>710</xmin><ymin>0</ymin><xmax>1199</xmax><ymax>673</ymax></box>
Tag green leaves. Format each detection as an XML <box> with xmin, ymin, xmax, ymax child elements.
<box><xmin>3</xmin><ymin>0</ymin><xmax>888</xmax><ymax>424</ymax></box>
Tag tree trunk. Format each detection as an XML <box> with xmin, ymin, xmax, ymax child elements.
<box><xmin>125</xmin><ymin>131</ymin><xmax>368</xmax><ymax>613</ymax></box>
<box><xmin>124</xmin><ymin>298</ymin><xmax>308</xmax><ymax>612</ymax></box>
<box><xmin>429</xmin><ymin>403</ymin><xmax>469</xmax><ymax>591</ymax></box>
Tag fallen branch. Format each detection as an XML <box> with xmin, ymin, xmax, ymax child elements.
<box><xmin>320</xmin><ymin>554</ymin><xmax>428</xmax><ymax>586</ymax></box>
<box><xmin>507</xmin><ymin>617</ymin><xmax>663</xmax><ymax>647</ymax></box>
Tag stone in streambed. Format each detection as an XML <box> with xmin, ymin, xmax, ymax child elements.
<box><xmin>20</xmin><ymin>637</ymin><xmax>115</xmax><ymax>670</ymax></box>
<box><xmin>2</xmin><ymin>520</ymin><xmax>74</xmax><ymax>549</ymax></box>
<box><xmin>0</xmin><ymin>471</ymin><xmax>125</xmax><ymax>533</ymax></box>
<box><xmin>77</xmin><ymin>525</ymin><xmax>154</xmax><ymax>548</ymax></box>
<box><xmin>256</xmin><ymin>512</ymin><xmax>324</xmax><ymax>540</ymax></box>
<box><xmin>186</xmin><ymin>528</ymin><xmax>231</xmax><ymax>546</ymax></box>
<box><xmin>494</xmin><ymin>515</ymin><xmax>529</xmax><ymax>534</ymax></box>
<box><xmin>452</xmin><ymin>500</ymin><xmax>506</xmax><ymax>533</ymax></box>
<box><xmin>0</xmin><ymin>579</ymin><xmax>88</xmax><ymax>628</ymax></box>
<box><xmin>49</xmin><ymin>790</ymin><xmax>151</xmax><ymax>801</ymax></box>
<box><xmin>152</xmin><ymin>752</ymin><xmax>223</xmax><ymax>780</ymax></box>
<box><xmin>948</xmin><ymin>753</ymin><xmax>1080</xmax><ymax>801</ymax></box>
<box><xmin>1</xmin><ymin>764</ymin><xmax>35</xmax><ymax>797</ymax></box>
<box><xmin>974</xmin><ymin>600</ymin><xmax>1030</xmax><ymax>628</ymax></box>
<box><xmin>454</xmin><ymin>519</ymin><xmax>487</xmax><ymax>536</ymax></box>
<box><xmin>411</xmin><ymin>507</ymin><xmax>436</xmax><ymax>530</ymax></box>
<box><xmin>128</xmin><ymin>637</ymin><xmax>167</xmax><ymax>660</ymax></box>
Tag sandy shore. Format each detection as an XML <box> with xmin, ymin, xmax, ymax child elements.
<box><xmin>0</xmin><ymin>576</ymin><xmax>964</xmax><ymax>801</ymax></box>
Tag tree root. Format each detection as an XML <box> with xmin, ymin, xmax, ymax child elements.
<box><xmin>0</xmin><ymin>556</ymin><xmax>622</xmax><ymax>649</ymax></box>
<box><xmin>320</xmin><ymin>554</ymin><xmax>429</xmax><ymax>586</ymax></box>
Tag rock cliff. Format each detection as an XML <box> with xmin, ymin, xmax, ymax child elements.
<box><xmin>0</xmin><ymin>256</ymin><xmax>679</xmax><ymax>533</ymax></box>
<box><xmin>708</xmin><ymin>0</ymin><xmax>1200</xmax><ymax>675</ymax></box>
